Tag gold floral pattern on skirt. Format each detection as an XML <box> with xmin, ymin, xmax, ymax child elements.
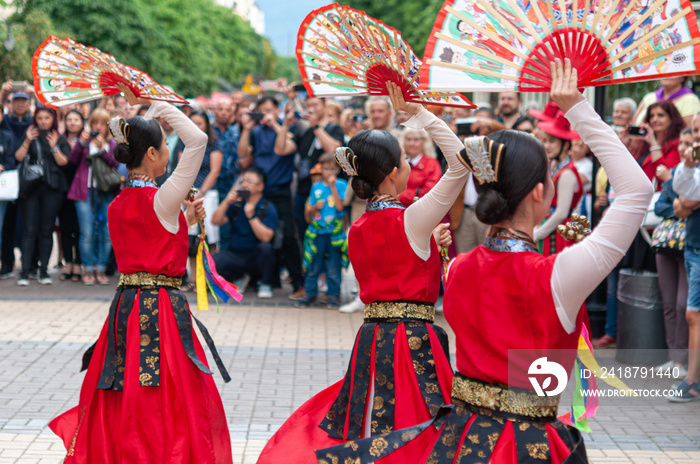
<box><xmin>118</xmin><ymin>271</ymin><xmax>182</xmax><ymax>288</ymax></box>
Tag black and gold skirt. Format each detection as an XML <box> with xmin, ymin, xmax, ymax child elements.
<box><xmin>316</xmin><ymin>374</ymin><xmax>588</xmax><ymax>464</ymax></box>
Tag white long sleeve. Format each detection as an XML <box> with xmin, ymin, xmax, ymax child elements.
<box><xmin>144</xmin><ymin>102</ymin><xmax>208</xmax><ymax>233</ymax></box>
<box><xmin>673</xmin><ymin>162</ymin><xmax>700</xmax><ymax>201</ymax></box>
<box><xmin>533</xmin><ymin>169</ymin><xmax>578</xmax><ymax>241</ymax></box>
<box><xmin>551</xmin><ymin>101</ymin><xmax>653</xmax><ymax>333</ymax></box>
<box><xmin>402</xmin><ymin>108</ymin><xmax>468</xmax><ymax>260</ymax></box>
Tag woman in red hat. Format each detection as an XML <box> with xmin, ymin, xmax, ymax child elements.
<box><xmin>534</xmin><ymin>111</ymin><xmax>583</xmax><ymax>256</ymax></box>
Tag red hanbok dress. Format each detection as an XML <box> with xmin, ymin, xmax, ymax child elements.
<box><xmin>316</xmin><ymin>236</ymin><xmax>588</xmax><ymax>464</ymax></box>
<box><xmin>49</xmin><ymin>184</ymin><xmax>233</xmax><ymax>463</ymax></box>
<box><xmin>258</xmin><ymin>200</ymin><xmax>453</xmax><ymax>464</ymax></box>
<box><xmin>541</xmin><ymin>161</ymin><xmax>583</xmax><ymax>256</ymax></box>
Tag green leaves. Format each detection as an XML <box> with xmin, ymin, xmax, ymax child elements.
<box><xmin>2</xmin><ymin>0</ymin><xmax>297</xmax><ymax>96</ymax></box>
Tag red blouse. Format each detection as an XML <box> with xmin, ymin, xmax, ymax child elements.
<box><xmin>641</xmin><ymin>139</ymin><xmax>680</xmax><ymax>189</ymax></box>
<box><xmin>349</xmin><ymin>207</ymin><xmax>441</xmax><ymax>304</ymax></box>
<box><xmin>444</xmin><ymin>245</ymin><xmax>584</xmax><ymax>389</ymax></box>
<box><xmin>398</xmin><ymin>156</ymin><xmax>442</xmax><ymax>207</ymax></box>
<box><xmin>108</xmin><ymin>187</ymin><xmax>189</xmax><ymax>277</ymax></box>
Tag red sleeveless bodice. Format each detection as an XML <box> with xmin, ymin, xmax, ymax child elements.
<box><xmin>444</xmin><ymin>245</ymin><xmax>583</xmax><ymax>389</ymax></box>
<box><xmin>108</xmin><ymin>187</ymin><xmax>188</xmax><ymax>276</ymax></box>
<box><xmin>349</xmin><ymin>208</ymin><xmax>441</xmax><ymax>304</ymax></box>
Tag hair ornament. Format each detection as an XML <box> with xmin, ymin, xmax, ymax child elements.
<box><xmin>109</xmin><ymin>116</ymin><xmax>130</xmax><ymax>145</ymax></box>
<box><xmin>458</xmin><ymin>136</ymin><xmax>503</xmax><ymax>185</ymax></box>
<box><xmin>335</xmin><ymin>146</ymin><xmax>357</xmax><ymax>177</ymax></box>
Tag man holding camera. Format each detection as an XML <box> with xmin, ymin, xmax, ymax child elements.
<box><xmin>212</xmin><ymin>167</ymin><xmax>278</xmax><ymax>299</ymax></box>
<box><xmin>276</xmin><ymin>90</ymin><xmax>344</xmax><ymax>238</ymax></box>
<box><xmin>238</xmin><ymin>95</ymin><xmax>306</xmax><ymax>299</ymax></box>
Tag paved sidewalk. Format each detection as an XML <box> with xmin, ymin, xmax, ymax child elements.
<box><xmin>0</xmin><ymin>276</ymin><xmax>699</xmax><ymax>463</ymax></box>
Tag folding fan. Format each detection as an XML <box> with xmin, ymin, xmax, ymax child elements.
<box><xmin>296</xmin><ymin>3</ymin><xmax>475</xmax><ymax>108</ymax></box>
<box><xmin>32</xmin><ymin>36</ymin><xmax>187</xmax><ymax>108</ymax></box>
<box><xmin>420</xmin><ymin>0</ymin><xmax>700</xmax><ymax>92</ymax></box>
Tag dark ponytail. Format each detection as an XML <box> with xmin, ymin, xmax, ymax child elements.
<box><xmin>112</xmin><ymin>116</ymin><xmax>164</xmax><ymax>169</ymax></box>
<box><xmin>346</xmin><ymin>129</ymin><xmax>401</xmax><ymax>200</ymax></box>
<box><xmin>474</xmin><ymin>130</ymin><xmax>548</xmax><ymax>225</ymax></box>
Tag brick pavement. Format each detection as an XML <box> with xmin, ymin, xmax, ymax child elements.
<box><xmin>0</xmin><ymin>274</ymin><xmax>699</xmax><ymax>463</ymax></box>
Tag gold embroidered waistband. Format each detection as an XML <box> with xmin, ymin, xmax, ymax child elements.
<box><xmin>451</xmin><ymin>375</ymin><xmax>560</xmax><ymax>419</ymax></box>
<box><xmin>364</xmin><ymin>301</ymin><xmax>435</xmax><ymax>323</ymax></box>
<box><xmin>118</xmin><ymin>272</ymin><xmax>183</xmax><ymax>288</ymax></box>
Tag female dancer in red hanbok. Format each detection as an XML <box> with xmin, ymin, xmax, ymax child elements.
<box><xmin>257</xmin><ymin>83</ymin><xmax>469</xmax><ymax>464</ymax></box>
<box><xmin>315</xmin><ymin>60</ymin><xmax>653</xmax><ymax>464</ymax></box>
<box><xmin>49</xmin><ymin>85</ymin><xmax>233</xmax><ymax>463</ymax></box>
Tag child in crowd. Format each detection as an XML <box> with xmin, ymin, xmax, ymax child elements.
<box><xmin>296</xmin><ymin>154</ymin><xmax>347</xmax><ymax>308</ymax></box>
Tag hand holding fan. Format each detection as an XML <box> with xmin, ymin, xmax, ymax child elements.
<box><xmin>32</xmin><ymin>36</ymin><xmax>187</xmax><ymax>108</ymax></box>
<box><xmin>420</xmin><ymin>0</ymin><xmax>700</xmax><ymax>92</ymax></box>
<box><xmin>297</xmin><ymin>3</ymin><xmax>475</xmax><ymax>108</ymax></box>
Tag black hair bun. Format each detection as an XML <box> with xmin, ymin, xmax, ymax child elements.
<box><xmin>352</xmin><ymin>177</ymin><xmax>375</xmax><ymax>200</ymax></box>
<box><xmin>475</xmin><ymin>188</ymin><xmax>509</xmax><ymax>225</ymax></box>
<box><xmin>113</xmin><ymin>143</ymin><xmax>134</xmax><ymax>166</ymax></box>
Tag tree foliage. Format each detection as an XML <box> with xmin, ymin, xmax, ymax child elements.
<box><xmin>3</xmin><ymin>0</ymin><xmax>289</xmax><ymax>96</ymax></box>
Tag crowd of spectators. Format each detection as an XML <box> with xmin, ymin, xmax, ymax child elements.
<box><xmin>2</xmin><ymin>75</ymin><xmax>700</xmax><ymax>400</ymax></box>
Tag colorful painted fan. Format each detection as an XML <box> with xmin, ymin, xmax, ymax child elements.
<box><xmin>297</xmin><ymin>3</ymin><xmax>475</xmax><ymax>108</ymax></box>
<box><xmin>32</xmin><ymin>36</ymin><xmax>187</xmax><ymax>108</ymax></box>
<box><xmin>420</xmin><ymin>0</ymin><xmax>700</xmax><ymax>92</ymax></box>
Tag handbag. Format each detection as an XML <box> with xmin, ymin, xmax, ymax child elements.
<box><xmin>651</xmin><ymin>218</ymin><xmax>686</xmax><ymax>256</ymax></box>
<box><xmin>18</xmin><ymin>141</ymin><xmax>44</xmax><ymax>199</ymax></box>
<box><xmin>86</xmin><ymin>153</ymin><xmax>122</xmax><ymax>192</ymax></box>
<box><xmin>0</xmin><ymin>169</ymin><xmax>19</xmax><ymax>201</ymax></box>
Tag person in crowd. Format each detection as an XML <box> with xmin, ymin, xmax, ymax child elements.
<box><xmin>279</xmin><ymin>91</ymin><xmax>344</xmax><ymax>239</ymax></box>
<box><xmin>325</xmin><ymin>100</ymin><xmax>342</xmax><ymax>126</ymax></box>
<box><xmin>652</xmin><ymin>128</ymin><xmax>693</xmax><ymax>379</ymax></box>
<box><xmin>67</xmin><ymin>108</ymin><xmax>119</xmax><ymax>286</ymax></box>
<box><xmin>50</xmin><ymin>85</ymin><xmax>232</xmax><ymax>462</ymax></box>
<box><xmin>125</xmin><ymin>104</ymin><xmax>140</xmax><ymax>119</ymax></box>
<box><xmin>570</xmin><ymin>138</ymin><xmax>593</xmax><ymax>214</ymax></box>
<box><xmin>78</xmin><ymin>102</ymin><xmax>92</xmax><ymax>121</ymax></box>
<box><xmin>634</xmin><ymin>77</ymin><xmax>700</xmax><ymax>127</ymax></box>
<box><xmin>315</xmin><ymin>58</ymin><xmax>653</xmax><ymax>464</ymax></box>
<box><xmin>14</xmin><ymin>106</ymin><xmax>71</xmax><ymax>285</ymax></box>
<box><xmin>296</xmin><ymin>153</ymin><xmax>347</xmax><ymax>309</ymax></box>
<box><xmin>258</xmin><ymin>82</ymin><xmax>463</xmax><ymax>464</ymax></box>
<box><xmin>0</xmin><ymin>123</ymin><xmax>16</xmax><ymax>274</ymax></box>
<box><xmin>365</xmin><ymin>96</ymin><xmax>397</xmax><ymax>134</ymax></box>
<box><xmin>397</xmin><ymin>128</ymin><xmax>441</xmax><ymax>206</ymax></box>
<box><xmin>669</xmin><ymin>112</ymin><xmax>700</xmax><ymax>401</ymax></box>
<box><xmin>472</xmin><ymin>105</ymin><xmax>495</xmax><ymax>120</ymax></box>
<box><xmin>637</xmin><ymin>101</ymin><xmax>683</xmax><ymax>187</ymax></box>
<box><xmin>534</xmin><ymin>112</ymin><xmax>583</xmax><ymax>255</ymax></box>
<box><xmin>212</xmin><ymin>100</ymin><xmax>239</xmax><ymax>198</ymax></box>
<box><xmin>114</xmin><ymin>94</ymin><xmax>128</xmax><ymax>111</ymax></box>
<box><xmin>0</xmin><ymin>82</ymin><xmax>34</xmax><ymax>149</ymax></box>
<box><xmin>611</xmin><ymin>97</ymin><xmax>637</xmax><ymax>130</ymax></box>
<box><xmin>57</xmin><ymin>109</ymin><xmax>84</xmax><ymax>281</ymax></box>
<box><xmin>181</xmin><ymin>110</ymin><xmax>222</xmax><ymax>291</ymax></box>
<box><xmin>212</xmin><ymin>167</ymin><xmax>277</xmax><ymax>299</ymax></box>
<box><xmin>512</xmin><ymin>114</ymin><xmax>536</xmax><ymax>134</ymax></box>
<box><xmin>1</xmin><ymin>85</ymin><xmax>36</xmax><ymax>276</ymax></box>
<box><xmin>496</xmin><ymin>91</ymin><xmax>522</xmax><ymax>128</ymax></box>
<box><xmin>238</xmin><ymin>95</ymin><xmax>305</xmax><ymax>299</ymax></box>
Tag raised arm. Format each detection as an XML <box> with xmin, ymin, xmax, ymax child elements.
<box><xmin>147</xmin><ymin>101</ymin><xmax>208</xmax><ymax>233</ymax></box>
<box><xmin>386</xmin><ymin>87</ymin><xmax>467</xmax><ymax>259</ymax></box>
<box><xmin>549</xmin><ymin>61</ymin><xmax>653</xmax><ymax>333</ymax></box>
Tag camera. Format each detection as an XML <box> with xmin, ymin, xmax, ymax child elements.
<box><xmin>293</xmin><ymin>110</ymin><xmax>305</xmax><ymax>120</ymax></box>
<box><xmin>236</xmin><ymin>189</ymin><xmax>251</xmax><ymax>202</ymax></box>
<box><xmin>455</xmin><ymin>117</ymin><xmax>477</xmax><ymax>137</ymax></box>
<box><xmin>90</xmin><ymin>130</ymin><xmax>100</xmax><ymax>138</ymax></box>
<box><xmin>693</xmin><ymin>145</ymin><xmax>700</xmax><ymax>161</ymax></box>
<box><xmin>627</xmin><ymin>126</ymin><xmax>647</xmax><ymax>137</ymax></box>
<box><xmin>38</xmin><ymin>129</ymin><xmax>50</xmax><ymax>138</ymax></box>
<box><xmin>11</xmin><ymin>82</ymin><xmax>27</xmax><ymax>93</ymax></box>
<box><xmin>247</xmin><ymin>112</ymin><xmax>264</xmax><ymax>123</ymax></box>
<box><xmin>353</xmin><ymin>114</ymin><xmax>367</xmax><ymax>123</ymax></box>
